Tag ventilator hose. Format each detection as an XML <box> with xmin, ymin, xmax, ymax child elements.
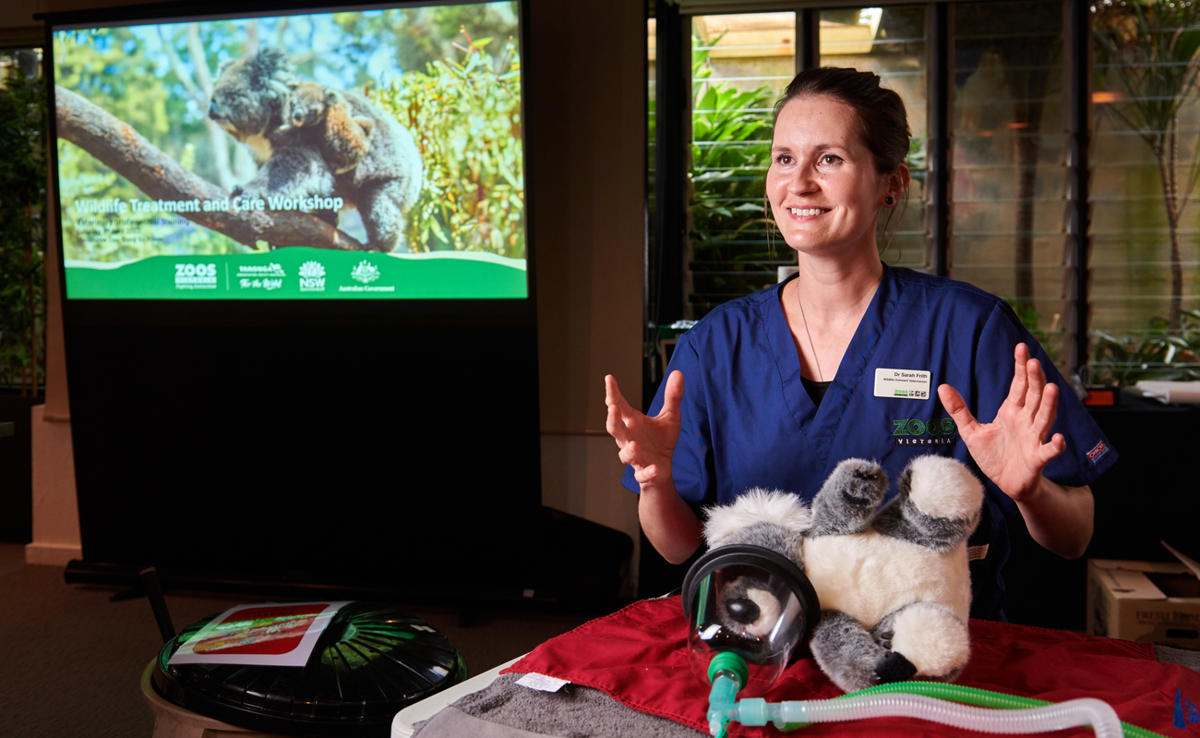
<box><xmin>845</xmin><ymin>682</ymin><xmax>1165</xmax><ymax>738</ymax></box>
<box><xmin>719</xmin><ymin>680</ymin><xmax>1169</xmax><ymax>737</ymax></box>
<box><xmin>733</xmin><ymin>692</ymin><xmax>1122</xmax><ymax>737</ymax></box>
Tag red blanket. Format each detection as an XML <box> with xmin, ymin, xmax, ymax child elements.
<box><xmin>506</xmin><ymin>596</ymin><xmax>1200</xmax><ymax>736</ymax></box>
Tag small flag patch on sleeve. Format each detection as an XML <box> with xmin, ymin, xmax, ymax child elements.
<box><xmin>1086</xmin><ymin>441</ymin><xmax>1109</xmax><ymax>465</ymax></box>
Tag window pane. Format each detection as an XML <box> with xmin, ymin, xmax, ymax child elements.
<box><xmin>688</xmin><ymin>12</ymin><xmax>795</xmax><ymax>317</ymax></box>
<box><xmin>1090</xmin><ymin>0</ymin><xmax>1200</xmax><ymax>384</ymax></box>
<box><xmin>648</xmin><ymin>15</ymin><xmax>659</xmax><ymax>317</ymax></box>
<box><xmin>0</xmin><ymin>47</ymin><xmax>47</xmax><ymax>393</ymax></box>
<box><xmin>950</xmin><ymin>0</ymin><xmax>1068</xmax><ymax>366</ymax></box>
<box><xmin>820</xmin><ymin>6</ymin><xmax>928</xmax><ymax>274</ymax></box>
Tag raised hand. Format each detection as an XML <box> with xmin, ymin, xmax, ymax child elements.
<box><xmin>604</xmin><ymin>371</ymin><xmax>684</xmax><ymax>490</ymax></box>
<box><xmin>937</xmin><ymin>343</ymin><xmax>1066</xmax><ymax>502</ymax></box>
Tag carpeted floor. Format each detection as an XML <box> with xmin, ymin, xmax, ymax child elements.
<box><xmin>0</xmin><ymin>543</ymin><xmax>594</xmax><ymax>738</ymax></box>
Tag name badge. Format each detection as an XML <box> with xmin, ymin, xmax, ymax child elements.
<box><xmin>874</xmin><ymin>368</ymin><xmax>932</xmax><ymax>400</ymax></box>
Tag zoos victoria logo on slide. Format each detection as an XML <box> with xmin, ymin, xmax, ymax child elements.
<box><xmin>174</xmin><ymin>262</ymin><xmax>217</xmax><ymax>290</ymax></box>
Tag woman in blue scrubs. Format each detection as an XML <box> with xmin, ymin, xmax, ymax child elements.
<box><xmin>605</xmin><ymin>67</ymin><xmax>1116</xmax><ymax>619</ymax></box>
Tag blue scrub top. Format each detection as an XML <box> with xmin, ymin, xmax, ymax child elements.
<box><xmin>624</xmin><ymin>266</ymin><xmax>1117</xmax><ymax>619</ymax></box>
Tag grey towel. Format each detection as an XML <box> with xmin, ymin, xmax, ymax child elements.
<box><xmin>412</xmin><ymin>672</ymin><xmax>704</xmax><ymax>738</ymax></box>
<box><xmin>1156</xmin><ymin>643</ymin><xmax>1200</xmax><ymax>672</ymax></box>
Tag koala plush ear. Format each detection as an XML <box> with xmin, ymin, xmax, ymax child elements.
<box><xmin>703</xmin><ymin>488</ymin><xmax>813</xmax><ymax>550</ymax></box>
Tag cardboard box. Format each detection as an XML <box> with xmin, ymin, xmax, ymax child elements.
<box><xmin>1086</xmin><ymin>559</ymin><xmax>1200</xmax><ymax>649</ymax></box>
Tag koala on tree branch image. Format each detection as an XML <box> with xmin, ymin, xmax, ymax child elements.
<box><xmin>208</xmin><ymin>47</ymin><xmax>422</xmax><ymax>252</ymax></box>
<box><xmin>49</xmin><ymin>4</ymin><xmax>528</xmax><ymax>300</ymax></box>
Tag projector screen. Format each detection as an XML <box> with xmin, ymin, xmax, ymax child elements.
<box><xmin>50</xmin><ymin>1</ymin><xmax>527</xmax><ymax>300</ymax></box>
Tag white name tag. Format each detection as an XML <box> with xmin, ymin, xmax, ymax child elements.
<box><xmin>874</xmin><ymin>368</ymin><xmax>932</xmax><ymax>400</ymax></box>
<box><xmin>517</xmin><ymin>672</ymin><xmax>570</xmax><ymax>693</ymax></box>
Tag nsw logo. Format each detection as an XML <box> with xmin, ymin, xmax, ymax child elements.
<box><xmin>298</xmin><ymin>260</ymin><xmax>326</xmax><ymax>292</ymax></box>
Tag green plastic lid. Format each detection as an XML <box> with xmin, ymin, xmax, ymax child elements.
<box><xmin>152</xmin><ymin>602</ymin><xmax>465</xmax><ymax>736</ymax></box>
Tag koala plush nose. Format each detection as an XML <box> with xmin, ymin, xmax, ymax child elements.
<box><xmin>725</xmin><ymin>597</ymin><xmax>761</xmax><ymax>625</ymax></box>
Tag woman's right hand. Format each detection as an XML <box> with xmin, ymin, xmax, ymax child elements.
<box><xmin>604</xmin><ymin>370</ymin><xmax>684</xmax><ymax>491</ymax></box>
<box><xmin>606</xmin><ymin>370</ymin><xmax>703</xmax><ymax>563</ymax></box>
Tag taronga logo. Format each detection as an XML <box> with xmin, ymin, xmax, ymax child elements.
<box><xmin>891</xmin><ymin>417</ymin><xmax>957</xmax><ymax>447</ymax></box>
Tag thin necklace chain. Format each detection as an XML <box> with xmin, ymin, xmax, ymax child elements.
<box><xmin>794</xmin><ymin>284</ymin><xmax>824</xmax><ymax>383</ymax></box>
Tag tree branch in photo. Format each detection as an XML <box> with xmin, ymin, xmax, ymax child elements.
<box><xmin>54</xmin><ymin>85</ymin><xmax>366</xmax><ymax>251</ymax></box>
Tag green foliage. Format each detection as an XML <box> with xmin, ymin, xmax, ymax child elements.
<box><xmin>907</xmin><ymin>136</ymin><xmax>927</xmax><ymax>188</ymax></box>
<box><xmin>54</xmin><ymin>10</ymin><xmax>524</xmax><ymax>260</ymax></box>
<box><xmin>687</xmin><ymin>37</ymin><xmax>776</xmax><ymax>310</ymax></box>
<box><xmin>1092</xmin><ymin>0</ymin><xmax>1200</xmax><ymax>333</ymax></box>
<box><xmin>55</xmin><ymin>25</ymin><xmax>244</xmax><ymax>261</ymax></box>
<box><xmin>689</xmin><ymin>49</ymin><xmax>773</xmax><ymax>243</ymax></box>
<box><xmin>1007</xmin><ymin>300</ymin><xmax>1063</xmax><ymax>368</ymax></box>
<box><xmin>0</xmin><ymin>60</ymin><xmax>48</xmax><ymax>391</ymax></box>
<box><xmin>1090</xmin><ymin>310</ymin><xmax>1200</xmax><ymax>385</ymax></box>
<box><xmin>340</xmin><ymin>4</ymin><xmax>518</xmax><ymax>75</ymax></box>
<box><xmin>1092</xmin><ymin>0</ymin><xmax>1200</xmax><ymax>148</ymax></box>
<box><xmin>377</xmin><ymin>33</ymin><xmax>524</xmax><ymax>257</ymax></box>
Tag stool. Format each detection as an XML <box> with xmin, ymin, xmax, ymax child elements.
<box><xmin>147</xmin><ymin>602</ymin><xmax>464</xmax><ymax>736</ymax></box>
<box><xmin>142</xmin><ymin>661</ymin><xmax>290</xmax><ymax>738</ymax></box>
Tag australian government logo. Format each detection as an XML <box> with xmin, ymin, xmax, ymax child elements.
<box><xmin>892</xmin><ymin>416</ymin><xmax>957</xmax><ymax>447</ymax></box>
<box><xmin>339</xmin><ymin>259</ymin><xmax>395</xmax><ymax>293</ymax></box>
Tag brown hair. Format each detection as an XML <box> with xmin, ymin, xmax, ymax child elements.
<box><xmin>774</xmin><ymin>67</ymin><xmax>910</xmax><ymax>175</ymax></box>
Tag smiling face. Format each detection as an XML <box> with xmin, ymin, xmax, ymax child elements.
<box><xmin>766</xmin><ymin>94</ymin><xmax>900</xmax><ymax>258</ymax></box>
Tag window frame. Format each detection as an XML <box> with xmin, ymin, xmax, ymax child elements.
<box><xmin>0</xmin><ymin>39</ymin><xmax>48</xmax><ymax>396</ymax></box>
<box><xmin>648</xmin><ymin>0</ymin><xmax>1094</xmax><ymax>376</ymax></box>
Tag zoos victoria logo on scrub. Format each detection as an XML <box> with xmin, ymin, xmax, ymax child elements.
<box><xmin>892</xmin><ymin>416</ymin><xmax>957</xmax><ymax>447</ymax></box>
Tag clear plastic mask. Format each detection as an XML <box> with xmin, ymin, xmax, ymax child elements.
<box><xmin>682</xmin><ymin>545</ymin><xmax>819</xmax><ymax>695</ymax></box>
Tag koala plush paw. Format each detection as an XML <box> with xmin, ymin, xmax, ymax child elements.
<box><xmin>874</xmin><ymin>651</ymin><xmax>917</xmax><ymax>684</ymax></box>
<box><xmin>902</xmin><ymin>455</ymin><xmax>984</xmax><ymax>522</ymax></box>
<box><xmin>828</xmin><ymin>459</ymin><xmax>888</xmax><ymax>505</ymax></box>
<box><xmin>811</xmin><ymin>458</ymin><xmax>888</xmax><ymax>535</ymax></box>
<box><xmin>890</xmin><ymin>602</ymin><xmax>970</xmax><ymax>682</ymax></box>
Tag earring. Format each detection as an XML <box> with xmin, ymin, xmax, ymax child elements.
<box><xmin>885</xmin><ymin>195</ymin><xmax>895</xmax><ymax>206</ymax></box>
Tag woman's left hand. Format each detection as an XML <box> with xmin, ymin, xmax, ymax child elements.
<box><xmin>937</xmin><ymin>343</ymin><xmax>1065</xmax><ymax>502</ymax></box>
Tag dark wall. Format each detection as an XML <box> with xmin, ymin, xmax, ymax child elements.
<box><xmin>0</xmin><ymin>393</ymin><xmax>37</xmax><ymax>542</ymax></box>
<box><xmin>63</xmin><ymin>302</ymin><xmax>543</xmax><ymax>599</ymax></box>
<box><xmin>44</xmin><ymin>0</ymin><xmax>553</xmax><ymax>601</ymax></box>
<box><xmin>1004</xmin><ymin>394</ymin><xmax>1200</xmax><ymax>629</ymax></box>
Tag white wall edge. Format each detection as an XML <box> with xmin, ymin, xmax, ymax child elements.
<box><xmin>24</xmin><ymin>541</ymin><xmax>82</xmax><ymax>567</ymax></box>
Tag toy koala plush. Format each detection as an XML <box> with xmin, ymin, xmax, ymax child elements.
<box><xmin>703</xmin><ymin>455</ymin><xmax>984</xmax><ymax>693</ymax></box>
